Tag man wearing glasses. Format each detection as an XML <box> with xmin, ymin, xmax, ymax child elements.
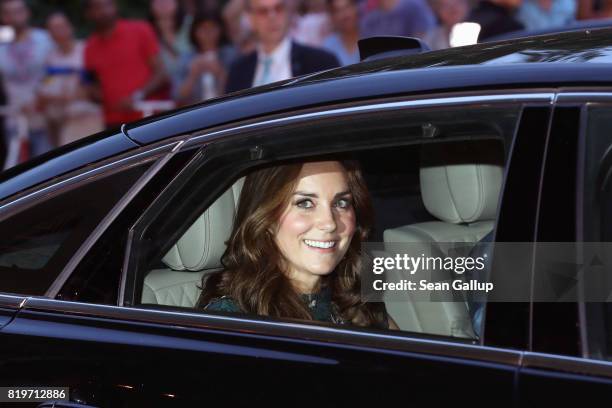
<box><xmin>225</xmin><ymin>0</ymin><xmax>339</xmax><ymax>93</ymax></box>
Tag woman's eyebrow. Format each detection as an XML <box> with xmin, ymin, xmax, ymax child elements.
<box><xmin>292</xmin><ymin>191</ymin><xmax>351</xmax><ymax>198</ymax></box>
<box><xmin>293</xmin><ymin>191</ymin><xmax>317</xmax><ymax>197</ymax></box>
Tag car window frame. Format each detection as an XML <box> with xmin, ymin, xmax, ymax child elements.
<box><xmin>518</xmin><ymin>92</ymin><xmax>612</xmax><ymax>381</ymax></box>
<box><xmin>559</xmin><ymin>93</ymin><xmax>612</xmax><ymax>360</ymax></box>
<box><xmin>116</xmin><ymin>90</ymin><xmax>553</xmax><ymax>350</ymax></box>
<box><xmin>0</xmin><ymin>139</ymin><xmax>186</xmax><ymax>299</ymax></box>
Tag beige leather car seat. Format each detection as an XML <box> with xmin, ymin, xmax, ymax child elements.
<box><xmin>142</xmin><ymin>179</ymin><xmax>244</xmax><ymax>307</ymax></box>
<box><xmin>383</xmin><ymin>142</ymin><xmax>503</xmax><ymax>337</ymax></box>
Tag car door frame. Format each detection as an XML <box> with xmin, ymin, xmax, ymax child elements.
<box><xmin>517</xmin><ymin>91</ymin><xmax>612</xmax><ymax>406</ymax></box>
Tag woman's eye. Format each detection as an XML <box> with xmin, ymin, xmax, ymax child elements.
<box><xmin>296</xmin><ymin>199</ymin><xmax>314</xmax><ymax>209</ymax></box>
<box><xmin>336</xmin><ymin>198</ymin><xmax>352</xmax><ymax>209</ymax></box>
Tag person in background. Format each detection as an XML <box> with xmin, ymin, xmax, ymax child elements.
<box><xmin>83</xmin><ymin>0</ymin><xmax>168</xmax><ymax>129</ymax></box>
<box><xmin>222</xmin><ymin>0</ymin><xmax>258</xmax><ymax>55</ymax></box>
<box><xmin>424</xmin><ymin>0</ymin><xmax>469</xmax><ymax>50</ymax></box>
<box><xmin>0</xmin><ymin>0</ymin><xmax>53</xmax><ymax>166</ymax></box>
<box><xmin>322</xmin><ymin>0</ymin><xmax>360</xmax><ymax>65</ymax></box>
<box><xmin>182</xmin><ymin>0</ymin><xmax>198</xmax><ymax>15</ymax></box>
<box><xmin>517</xmin><ymin>0</ymin><xmax>576</xmax><ymax>30</ymax></box>
<box><xmin>176</xmin><ymin>11</ymin><xmax>233</xmax><ymax>105</ymax></box>
<box><xmin>577</xmin><ymin>0</ymin><xmax>612</xmax><ymax>19</ymax></box>
<box><xmin>292</xmin><ymin>0</ymin><xmax>332</xmax><ymax>47</ymax></box>
<box><xmin>225</xmin><ymin>0</ymin><xmax>339</xmax><ymax>93</ymax></box>
<box><xmin>360</xmin><ymin>0</ymin><xmax>436</xmax><ymax>39</ymax></box>
<box><xmin>39</xmin><ymin>11</ymin><xmax>103</xmax><ymax>146</ymax></box>
<box><xmin>149</xmin><ymin>0</ymin><xmax>193</xmax><ymax>98</ymax></box>
<box><xmin>468</xmin><ymin>0</ymin><xmax>524</xmax><ymax>41</ymax></box>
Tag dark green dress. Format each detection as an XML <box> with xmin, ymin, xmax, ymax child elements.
<box><xmin>204</xmin><ymin>285</ymin><xmax>345</xmax><ymax>324</ymax></box>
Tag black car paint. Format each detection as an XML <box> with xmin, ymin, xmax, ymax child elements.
<box><xmin>0</xmin><ymin>131</ymin><xmax>139</xmax><ymax>203</ymax></box>
<box><xmin>0</xmin><ymin>297</ymin><xmax>519</xmax><ymax>407</ymax></box>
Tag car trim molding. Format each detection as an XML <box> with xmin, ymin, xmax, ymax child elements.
<box><xmin>523</xmin><ymin>351</ymin><xmax>612</xmax><ymax>379</ymax></box>
<box><xmin>184</xmin><ymin>93</ymin><xmax>555</xmax><ymax>147</ymax></box>
<box><xmin>21</xmin><ymin>296</ymin><xmax>521</xmax><ymax>367</ymax></box>
<box><xmin>45</xmin><ymin>141</ymin><xmax>186</xmax><ymax>299</ymax></box>
<box><xmin>557</xmin><ymin>92</ymin><xmax>612</xmax><ymax>102</ymax></box>
<box><xmin>0</xmin><ymin>142</ymin><xmax>179</xmax><ymax>221</ymax></box>
<box><xmin>0</xmin><ymin>294</ymin><xmax>28</xmax><ymax>309</ymax></box>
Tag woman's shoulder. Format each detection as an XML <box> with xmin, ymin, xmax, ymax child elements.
<box><xmin>204</xmin><ymin>296</ymin><xmax>241</xmax><ymax>313</ymax></box>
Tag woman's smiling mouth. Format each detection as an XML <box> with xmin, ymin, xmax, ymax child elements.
<box><xmin>303</xmin><ymin>239</ymin><xmax>337</xmax><ymax>249</ymax></box>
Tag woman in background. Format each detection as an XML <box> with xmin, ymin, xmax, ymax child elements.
<box><xmin>149</xmin><ymin>0</ymin><xmax>193</xmax><ymax>98</ymax></box>
<box><xmin>200</xmin><ymin>159</ymin><xmax>398</xmax><ymax>329</ymax></box>
<box><xmin>39</xmin><ymin>11</ymin><xmax>103</xmax><ymax>146</ymax></box>
<box><xmin>176</xmin><ymin>11</ymin><xmax>234</xmax><ymax>105</ymax></box>
<box><xmin>292</xmin><ymin>0</ymin><xmax>333</xmax><ymax>47</ymax></box>
<box><xmin>322</xmin><ymin>0</ymin><xmax>360</xmax><ymax>66</ymax></box>
<box><xmin>423</xmin><ymin>0</ymin><xmax>469</xmax><ymax>50</ymax></box>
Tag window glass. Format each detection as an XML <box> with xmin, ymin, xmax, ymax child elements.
<box><xmin>0</xmin><ymin>162</ymin><xmax>151</xmax><ymax>296</ymax></box>
<box><xmin>127</xmin><ymin>106</ymin><xmax>521</xmax><ymax>340</ymax></box>
<box><xmin>581</xmin><ymin>106</ymin><xmax>612</xmax><ymax>360</ymax></box>
<box><xmin>59</xmin><ymin>149</ymin><xmax>198</xmax><ymax>305</ymax></box>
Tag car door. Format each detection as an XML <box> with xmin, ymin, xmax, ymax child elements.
<box><xmin>517</xmin><ymin>93</ymin><xmax>612</xmax><ymax>406</ymax></box>
<box><xmin>0</xmin><ymin>91</ymin><xmax>551</xmax><ymax>407</ymax></box>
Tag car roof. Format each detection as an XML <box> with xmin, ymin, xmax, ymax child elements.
<box><xmin>125</xmin><ymin>27</ymin><xmax>612</xmax><ymax>144</ymax></box>
<box><xmin>484</xmin><ymin>18</ymin><xmax>612</xmax><ymax>42</ymax></box>
<box><xmin>2</xmin><ymin>27</ymin><xmax>612</xmax><ymax>202</ymax></box>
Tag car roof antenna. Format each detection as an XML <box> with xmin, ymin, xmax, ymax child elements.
<box><xmin>358</xmin><ymin>36</ymin><xmax>430</xmax><ymax>62</ymax></box>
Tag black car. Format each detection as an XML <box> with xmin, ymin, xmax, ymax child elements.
<box><xmin>2</xmin><ymin>28</ymin><xmax>612</xmax><ymax>407</ymax></box>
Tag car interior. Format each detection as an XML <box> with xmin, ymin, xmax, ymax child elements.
<box><xmin>139</xmin><ymin>138</ymin><xmax>505</xmax><ymax>339</ymax></box>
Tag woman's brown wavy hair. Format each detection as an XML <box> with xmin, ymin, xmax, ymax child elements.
<box><xmin>199</xmin><ymin>159</ymin><xmax>387</xmax><ymax>328</ymax></box>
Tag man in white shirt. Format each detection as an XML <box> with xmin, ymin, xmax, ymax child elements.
<box><xmin>225</xmin><ymin>0</ymin><xmax>339</xmax><ymax>93</ymax></box>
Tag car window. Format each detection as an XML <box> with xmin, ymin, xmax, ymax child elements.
<box><xmin>58</xmin><ymin>149</ymin><xmax>199</xmax><ymax>305</ymax></box>
<box><xmin>125</xmin><ymin>104</ymin><xmax>522</xmax><ymax>341</ymax></box>
<box><xmin>579</xmin><ymin>105</ymin><xmax>612</xmax><ymax>360</ymax></box>
<box><xmin>0</xmin><ymin>161</ymin><xmax>152</xmax><ymax>296</ymax></box>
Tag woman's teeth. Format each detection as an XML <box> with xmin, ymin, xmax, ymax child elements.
<box><xmin>304</xmin><ymin>239</ymin><xmax>336</xmax><ymax>249</ymax></box>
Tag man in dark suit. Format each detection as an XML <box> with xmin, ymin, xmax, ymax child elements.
<box><xmin>225</xmin><ymin>0</ymin><xmax>339</xmax><ymax>94</ymax></box>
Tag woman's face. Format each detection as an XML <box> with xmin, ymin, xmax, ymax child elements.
<box><xmin>47</xmin><ymin>13</ymin><xmax>73</xmax><ymax>44</ymax></box>
<box><xmin>330</xmin><ymin>0</ymin><xmax>358</xmax><ymax>34</ymax></box>
<box><xmin>274</xmin><ymin>161</ymin><xmax>357</xmax><ymax>292</ymax></box>
<box><xmin>434</xmin><ymin>0</ymin><xmax>468</xmax><ymax>27</ymax></box>
<box><xmin>151</xmin><ymin>0</ymin><xmax>178</xmax><ymax>19</ymax></box>
<box><xmin>195</xmin><ymin>20</ymin><xmax>220</xmax><ymax>50</ymax></box>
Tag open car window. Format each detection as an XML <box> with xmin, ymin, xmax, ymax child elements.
<box><xmin>125</xmin><ymin>102</ymin><xmax>523</xmax><ymax>341</ymax></box>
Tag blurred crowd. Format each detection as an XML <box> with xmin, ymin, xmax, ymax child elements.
<box><xmin>0</xmin><ymin>0</ymin><xmax>609</xmax><ymax>168</ymax></box>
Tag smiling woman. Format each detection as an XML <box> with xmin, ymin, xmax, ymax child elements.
<box><xmin>198</xmin><ymin>159</ymin><xmax>395</xmax><ymax>329</ymax></box>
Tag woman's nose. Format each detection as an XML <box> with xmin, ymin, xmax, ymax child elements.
<box><xmin>316</xmin><ymin>206</ymin><xmax>337</xmax><ymax>232</ymax></box>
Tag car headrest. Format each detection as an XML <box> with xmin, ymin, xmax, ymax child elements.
<box><xmin>162</xmin><ymin>178</ymin><xmax>244</xmax><ymax>271</ymax></box>
<box><xmin>419</xmin><ymin>141</ymin><xmax>503</xmax><ymax>224</ymax></box>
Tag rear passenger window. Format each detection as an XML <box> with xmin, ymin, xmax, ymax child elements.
<box><xmin>126</xmin><ymin>105</ymin><xmax>521</xmax><ymax>340</ymax></box>
<box><xmin>0</xmin><ymin>162</ymin><xmax>152</xmax><ymax>296</ymax></box>
<box><xmin>580</xmin><ymin>106</ymin><xmax>612</xmax><ymax>360</ymax></box>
